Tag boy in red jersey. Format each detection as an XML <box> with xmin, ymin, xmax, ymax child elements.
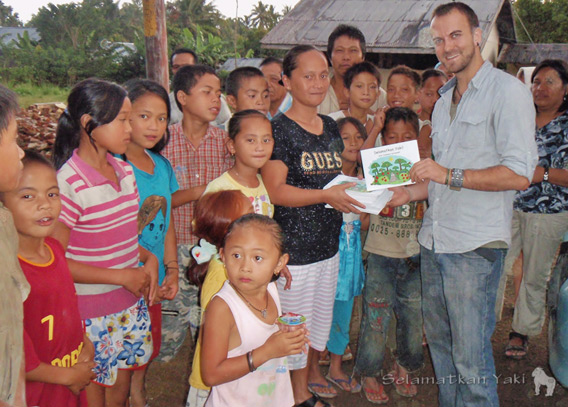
<box><xmin>1</xmin><ymin>150</ymin><xmax>95</xmax><ymax>407</ymax></box>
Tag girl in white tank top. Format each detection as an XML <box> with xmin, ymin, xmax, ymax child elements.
<box><xmin>200</xmin><ymin>214</ymin><xmax>308</xmax><ymax>407</ymax></box>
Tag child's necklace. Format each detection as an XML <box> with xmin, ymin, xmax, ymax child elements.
<box><xmin>231</xmin><ymin>168</ymin><xmax>257</xmax><ymax>188</ymax></box>
<box><xmin>229</xmin><ymin>282</ymin><xmax>268</xmax><ymax>319</ymax></box>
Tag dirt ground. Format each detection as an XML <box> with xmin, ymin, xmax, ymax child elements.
<box><xmin>146</xmin><ymin>275</ymin><xmax>568</xmax><ymax>407</ymax></box>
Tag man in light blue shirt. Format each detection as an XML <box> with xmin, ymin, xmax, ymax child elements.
<box><xmin>389</xmin><ymin>2</ymin><xmax>537</xmax><ymax>406</ymax></box>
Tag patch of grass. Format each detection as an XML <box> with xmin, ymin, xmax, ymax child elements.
<box><xmin>10</xmin><ymin>83</ymin><xmax>69</xmax><ymax>108</ymax></box>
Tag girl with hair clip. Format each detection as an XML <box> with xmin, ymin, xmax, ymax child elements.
<box><xmin>186</xmin><ymin>190</ymin><xmax>254</xmax><ymax>407</ymax></box>
<box><xmin>121</xmin><ymin>78</ymin><xmax>180</xmax><ymax>407</ymax></box>
<box><xmin>52</xmin><ymin>78</ymin><xmax>158</xmax><ymax>407</ymax></box>
<box><xmin>262</xmin><ymin>45</ymin><xmax>364</xmax><ymax>407</ymax></box>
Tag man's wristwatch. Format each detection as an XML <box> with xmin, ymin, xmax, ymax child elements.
<box><xmin>543</xmin><ymin>167</ymin><xmax>550</xmax><ymax>182</ymax></box>
<box><xmin>449</xmin><ymin>168</ymin><xmax>464</xmax><ymax>191</ymax></box>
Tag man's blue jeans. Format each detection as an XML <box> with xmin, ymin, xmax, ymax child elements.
<box><xmin>421</xmin><ymin>246</ymin><xmax>506</xmax><ymax>407</ymax></box>
<box><xmin>354</xmin><ymin>253</ymin><xmax>423</xmax><ymax>377</ymax></box>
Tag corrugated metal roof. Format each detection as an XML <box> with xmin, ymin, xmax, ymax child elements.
<box><xmin>498</xmin><ymin>43</ymin><xmax>568</xmax><ymax>65</ymax></box>
<box><xmin>0</xmin><ymin>27</ymin><xmax>40</xmax><ymax>45</ymax></box>
<box><xmin>218</xmin><ymin>58</ymin><xmax>264</xmax><ymax>72</ymax></box>
<box><xmin>262</xmin><ymin>0</ymin><xmax>513</xmax><ymax>54</ymax></box>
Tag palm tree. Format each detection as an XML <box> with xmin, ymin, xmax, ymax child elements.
<box><xmin>168</xmin><ymin>0</ymin><xmax>222</xmax><ymax>36</ymax></box>
<box><xmin>249</xmin><ymin>1</ymin><xmax>279</xmax><ymax>30</ymax></box>
<box><xmin>241</xmin><ymin>14</ymin><xmax>253</xmax><ymax>28</ymax></box>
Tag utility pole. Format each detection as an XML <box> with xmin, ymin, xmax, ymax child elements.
<box><xmin>143</xmin><ymin>0</ymin><xmax>169</xmax><ymax>91</ymax></box>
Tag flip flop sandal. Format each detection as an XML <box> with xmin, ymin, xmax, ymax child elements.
<box><xmin>389</xmin><ymin>370</ymin><xmax>418</xmax><ymax>397</ymax></box>
<box><xmin>295</xmin><ymin>394</ymin><xmax>332</xmax><ymax>407</ymax></box>
<box><xmin>361</xmin><ymin>383</ymin><xmax>389</xmax><ymax>405</ymax></box>
<box><xmin>308</xmin><ymin>382</ymin><xmax>337</xmax><ymax>399</ymax></box>
<box><xmin>325</xmin><ymin>374</ymin><xmax>362</xmax><ymax>393</ymax></box>
<box><xmin>505</xmin><ymin>332</ymin><xmax>528</xmax><ymax>360</ymax></box>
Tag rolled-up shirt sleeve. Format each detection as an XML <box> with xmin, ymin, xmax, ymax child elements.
<box><xmin>420</xmin><ymin>62</ymin><xmax>540</xmax><ymax>253</ymax></box>
<box><xmin>494</xmin><ymin>81</ymin><xmax>538</xmax><ymax>181</ymax></box>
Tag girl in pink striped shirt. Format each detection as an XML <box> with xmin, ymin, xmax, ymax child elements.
<box><xmin>52</xmin><ymin>78</ymin><xmax>158</xmax><ymax>407</ymax></box>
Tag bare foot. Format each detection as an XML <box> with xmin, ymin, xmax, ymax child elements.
<box><xmin>505</xmin><ymin>332</ymin><xmax>528</xmax><ymax>359</ymax></box>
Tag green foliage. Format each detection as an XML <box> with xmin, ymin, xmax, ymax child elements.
<box><xmin>4</xmin><ymin>0</ymin><xmax>287</xmax><ymax>87</ymax></box>
<box><xmin>0</xmin><ymin>29</ymin><xmax>144</xmax><ymax>87</ymax></box>
<box><xmin>119</xmin><ymin>0</ymin><xmax>143</xmax><ymax>36</ymax></box>
<box><xmin>514</xmin><ymin>0</ymin><xmax>568</xmax><ymax>43</ymax></box>
<box><xmin>0</xmin><ymin>0</ymin><xmax>22</xmax><ymax>27</ymax></box>
<box><xmin>171</xmin><ymin>25</ymin><xmax>255</xmax><ymax>67</ymax></box>
<box><xmin>30</xmin><ymin>0</ymin><xmax>124</xmax><ymax>50</ymax></box>
<box><xmin>175</xmin><ymin>26</ymin><xmax>230</xmax><ymax>66</ymax></box>
<box><xmin>9</xmin><ymin>82</ymin><xmax>69</xmax><ymax>107</ymax></box>
<box><xmin>166</xmin><ymin>0</ymin><xmax>222</xmax><ymax>37</ymax></box>
<box><xmin>249</xmin><ymin>1</ymin><xmax>280</xmax><ymax>30</ymax></box>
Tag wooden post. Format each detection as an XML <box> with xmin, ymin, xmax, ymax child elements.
<box><xmin>143</xmin><ymin>0</ymin><xmax>169</xmax><ymax>92</ymax></box>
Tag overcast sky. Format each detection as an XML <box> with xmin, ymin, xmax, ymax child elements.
<box><xmin>6</xmin><ymin>0</ymin><xmax>299</xmax><ymax>24</ymax></box>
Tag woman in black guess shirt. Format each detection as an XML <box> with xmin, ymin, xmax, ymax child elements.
<box><xmin>262</xmin><ymin>45</ymin><xmax>364</xmax><ymax>407</ymax></box>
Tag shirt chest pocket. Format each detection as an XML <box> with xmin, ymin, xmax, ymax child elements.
<box><xmin>456</xmin><ymin>111</ymin><xmax>489</xmax><ymax>149</ymax></box>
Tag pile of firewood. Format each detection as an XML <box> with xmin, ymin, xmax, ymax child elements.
<box><xmin>16</xmin><ymin>103</ymin><xmax>66</xmax><ymax>157</ymax></box>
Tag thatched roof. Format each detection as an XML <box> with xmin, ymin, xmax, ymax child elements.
<box><xmin>262</xmin><ymin>0</ymin><xmax>515</xmax><ymax>54</ymax></box>
<box><xmin>498</xmin><ymin>43</ymin><xmax>568</xmax><ymax>65</ymax></box>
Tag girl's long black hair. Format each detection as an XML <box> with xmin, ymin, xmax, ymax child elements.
<box><xmin>53</xmin><ymin>78</ymin><xmax>127</xmax><ymax>170</ymax></box>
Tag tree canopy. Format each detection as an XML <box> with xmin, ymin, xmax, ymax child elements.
<box><xmin>514</xmin><ymin>0</ymin><xmax>568</xmax><ymax>43</ymax></box>
<box><xmin>1</xmin><ymin>0</ymin><xmax>289</xmax><ymax>87</ymax></box>
<box><xmin>0</xmin><ymin>0</ymin><xmax>22</xmax><ymax>27</ymax></box>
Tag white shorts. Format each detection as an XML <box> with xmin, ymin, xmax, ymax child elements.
<box><xmin>276</xmin><ymin>252</ymin><xmax>339</xmax><ymax>370</ymax></box>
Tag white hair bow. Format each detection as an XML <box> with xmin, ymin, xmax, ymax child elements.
<box><xmin>191</xmin><ymin>239</ymin><xmax>217</xmax><ymax>264</ymax></box>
